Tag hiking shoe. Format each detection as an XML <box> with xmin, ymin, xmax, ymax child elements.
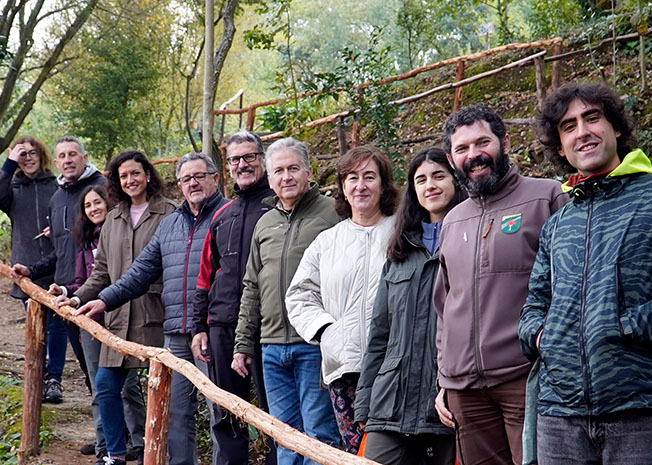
<box><xmin>80</xmin><ymin>442</ymin><xmax>95</xmax><ymax>455</ymax></box>
<box><xmin>43</xmin><ymin>378</ymin><xmax>63</xmax><ymax>403</ymax></box>
<box><xmin>102</xmin><ymin>456</ymin><xmax>126</xmax><ymax>465</ymax></box>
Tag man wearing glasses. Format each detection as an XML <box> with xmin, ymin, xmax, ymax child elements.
<box><xmin>191</xmin><ymin>130</ymin><xmax>276</xmax><ymax>465</ymax></box>
<box><xmin>74</xmin><ymin>152</ymin><xmax>227</xmax><ymax>465</ymax></box>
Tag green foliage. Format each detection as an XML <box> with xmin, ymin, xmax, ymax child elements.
<box><xmin>305</xmin><ymin>30</ymin><xmax>406</xmax><ymax>182</ymax></box>
<box><xmin>523</xmin><ymin>0</ymin><xmax>584</xmax><ymax>38</ymax></box>
<box><xmin>0</xmin><ymin>376</ymin><xmax>52</xmax><ymax>464</ymax></box>
<box><xmin>0</xmin><ymin>213</ymin><xmax>11</xmax><ymax>261</ymax></box>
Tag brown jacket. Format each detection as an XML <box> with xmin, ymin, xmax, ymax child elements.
<box><xmin>76</xmin><ymin>194</ymin><xmax>177</xmax><ymax>368</ymax></box>
<box><xmin>434</xmin><ymin>166</ymin><xmax>568</xmax><ymax>390</ymax></box>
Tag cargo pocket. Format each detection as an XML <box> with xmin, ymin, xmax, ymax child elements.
<box><xmin>369</xmin><ymin>356</ymin><xmax>401</xmax><ymax>420</ymax></box>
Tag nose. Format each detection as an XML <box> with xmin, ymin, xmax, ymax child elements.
<box><xmin>576</xmin><ymin>120</ymin><xmax>591</xmax><ymax>139</ymax></box>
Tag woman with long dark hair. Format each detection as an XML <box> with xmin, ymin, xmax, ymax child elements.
<box><xmin>61</xmin><ymin>150</ymin><xmax>176</xmax><ymax>465</ymax></box>
<box><xmin>354</xmin><ymin>147</ymin><xmax>466</xmax><ymax>465</ymax></box>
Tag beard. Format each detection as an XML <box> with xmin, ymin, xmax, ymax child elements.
<box><xmin>456</xmin><ymin>145</ymin><xmax>510</xmax><ymax>196</ymax></box>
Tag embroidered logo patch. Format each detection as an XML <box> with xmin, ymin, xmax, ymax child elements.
<box><xmin>501</xmin><ymin>214</ymin><xmax>521</xmax><ymax>233</ymax></box>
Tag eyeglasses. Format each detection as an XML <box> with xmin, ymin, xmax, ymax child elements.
<box><xmin>226</xmin><ymin>152</ymin><xmax>262</xmax><ymax>166</ymax></box>
<box><xmin>178</xmin><ymin>171</ymin><xmax>212</xmax><ymax>185</ymax></box>
<box><xmin>19</xmin><ymin>150</ymin><xmax>39</xmax><ymax>159</ymax></box>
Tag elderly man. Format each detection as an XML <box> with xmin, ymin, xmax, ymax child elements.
<box><xmin>73</xmin><ymin>152</ymin><xmax>227</xmax><ymax>465</ymax></box>
<box><xmin>519</xmin><ymin>82</ymin><xmax>652</xmax><ymax>465</ymax></box>
<box><xmin>191</xmin><ymin>130</ymin><xmax>275</xmax><ymax>465</ymax></box>
<box><xmin>433</xmin><ymin>106</ymin><xmax>567</xmax><ymax>465</ymax></box>
<box><xmin>232</xmin><ymin>137</ymin><xmax>341</xmax><ymax>464</ymax></box>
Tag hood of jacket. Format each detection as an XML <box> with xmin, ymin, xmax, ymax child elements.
<box><xmin>57</xmin><ymin>162</ymin><xmax>101</xmax><ymax>187</ymax></box>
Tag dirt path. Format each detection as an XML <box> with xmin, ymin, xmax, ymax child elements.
<box><xmin>0</xmin><ymin>276</ymin><xmax>101</xmax><ymax>465</ymax></box>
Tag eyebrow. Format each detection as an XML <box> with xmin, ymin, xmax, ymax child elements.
<box><xmin>559</xmin><ymin>108</ymin><xmax>602</xmax><ymax>128</ymax></box>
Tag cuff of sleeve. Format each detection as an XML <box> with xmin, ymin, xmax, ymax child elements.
<box><xmin>1</xmin><ymin>158</ymin><xmax>18</xmax><ymax>174</ymax></box>
<box><xmin>71</xmin><ymin>296</ymin><xmax>82</xmax><ymax>308</ymax></box>
<box><xmin>60</xmin><ymin>286</ymin><xmax>68</xmax><ymax>297</ymax></box>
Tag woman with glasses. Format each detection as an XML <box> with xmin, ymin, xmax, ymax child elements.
<box><xmin>0</xmin><ymin>135</ymin><xmax>65</xmax><ymax>395</ymax></box>
<box><xmin>59</xmin><ymin>150</ymin><xmax>176</xmax><ymax>465</ymax></box>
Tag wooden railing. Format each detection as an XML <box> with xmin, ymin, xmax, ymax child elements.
<box><xmin>1</xmin><ymin>263</ymin><xmax>377</xmax><ymax>465</ymax></box>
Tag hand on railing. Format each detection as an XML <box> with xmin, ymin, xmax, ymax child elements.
<box><xmin>231</xmin><ymin>353</ymin><xmax>252</xmax><ymax>378</ymax></box>
<box><xmin>73</xmin><ymin>298</ymin><xmax>107</xmax><ymax>321</ymax></box>
<box><xmin>48</xmin><ymin>283</ymin><xmax>63</xmax><ymax>296</ymax></box>
<box><xmin>191</xmin><ymin>332</ymin><xmax>211</xmax><ymax>364</ymax></box>
<box><xmin>10</xmin><ymin>263</ymin><xmax>30</xmax><ymax>279</ymax></box>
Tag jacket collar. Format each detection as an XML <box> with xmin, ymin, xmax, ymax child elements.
<box><xmin>57</xmin><ymin>163</ymin><xmax>101</xmax><ymax>188</ymax></box>
<box><xmin>116</xmin><ymin>194</ymin><xmax>169</xmax><ymax>219</ymax></box>
<box><xmin>180</xmin><ymin>191</ymin><xmax>224</xmax><ymax>218</ymax></box>
<box><xmin>564</xmin><ymin>149</ymin><xmax>651</xmax><ymax>199</ymax></box>
<box><xmin>13</xmin><ymin>169</ymin><xmax>56</xmax><ymax>185</ymax></box>
<box><xmin>234</xmin><ymin>176</ymin><xmax>271</xmax><ymax>198</ymax></box>
<box><xmin>264</xmin><ymin>181</ymin><xmax>321</xmax><ymax>215</ymax></box>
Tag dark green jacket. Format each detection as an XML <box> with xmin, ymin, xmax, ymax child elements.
<box><xmin>234</xmin><ymin>183</ymin><xmax>340</xmax><ymax>355</ymax></box>
<box><xmin>519</xmin><ymin>149</ymin><xmax>652</xmax><ymax>416</ymax></box>
<box><xmin>355</xmin><ymin>230</ymin><xmax>452</xmax><ymax>436</ymax></box>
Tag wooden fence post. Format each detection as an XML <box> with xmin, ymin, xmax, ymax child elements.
<box><xmin>18</xmin><ymin>299</ymin><xmax>46</xmax><ymax>465</ymax></box>
<box><xmin>453</xmin><ymin>60</ymin><xmax>466</xmax><ymax>112</ymax></box>
<box><xmin>143</xmin><ymin>360</ymin><xmax>172</xmax><ymax>465</ymax></box>
<box><xmin>336</xmin><ymin>116</ymin><xmax>348</xmax><ymax>155</ymax></box>
<box><xmin>246</xmin><ymin>107</ymin><xmax>256</xmax><ymax>131</ymax></box>
<box><xmin>551</xmin><ymin>40</ymin><xmax>562</xmax><ymax>89</ymax></box>
<box><xmin>534</xmin><ymin>54</ymin><xmax>547</xmax><ymax>109</ymax></box>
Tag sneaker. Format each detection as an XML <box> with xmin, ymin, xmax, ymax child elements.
<box><xmin>43</xmin><ymin>378</ymin><xmax>63</xmax><ymax>404</ymax></box>
<box><xmin>101</xmin><ymin>456</ymin><xmax>126</xmax><ymax>465</ymax></box>
<box><xmin>80</xmin><ymin>442</ymin><xmax>95</xmax><ymax>455</ymax></box>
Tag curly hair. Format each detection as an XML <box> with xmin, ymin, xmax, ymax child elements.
<box><xmin>442</xmin><ymin>105</ymin><xmax>507</xmax><ymax>155</ymax></box>
<box><xmin>73</xmin><ymin>185</ymin><xmax>112</xmax><ymax>246</ymax></box>
<box><xmin>334</xmin><ymin>145</ymin><xmax>399</xmax><ymax>219</ymax></box>
<box><xmin>387</xmin><ymin>147</ymin><xmax>466</xmax><ymax>263</ymax></box>
<box><xmin>10</xmin><ymin>135</ymin><xmax>52</xmax><ymax>171</ymax></box>
<box><xmin>106</xmin><ymin>150</ymin><xmax>164</xmax><ymax>204</ymax></box>
<box><xmin>537</xmin><ymin>82</ymin><xmax>636</xmax><ymax>173</ymax></box>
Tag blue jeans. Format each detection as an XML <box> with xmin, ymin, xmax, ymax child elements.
<box><xmin>81</xmin><ymin>330</ymin><xmax>145</xmax><ymax>456</ymax></box>
<box><xmin>165</xmin><ymin>334</ymin><xmax>218</xmax><ymax>465</ymax></box>
<box><xmin>537</xmin><ymin>410</ymin><xmax>652</xmax><ymax>464</ymax></box>
<box><xmin>96</xmin><ymin>367</ymin><xmax>145</xmax><ymax>456</ymax></box>
<box><xmin>45</xmin><ymin>307</ymin><xmax>68</xmax><ymax>382</ymax></box>
<box><xmin>262</xmin><ymin>343</ymin><xmax>339</xmax><ymax>465</ymax></box>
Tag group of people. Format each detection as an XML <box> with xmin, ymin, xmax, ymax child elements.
<box><xmin>2</xmin><ymin>79</ymin><xmax>650</xmax><ymax>465</ymax></box>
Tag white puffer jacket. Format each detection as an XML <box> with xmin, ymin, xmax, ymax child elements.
<box><xmin>286</xmin><ymin>216</ymin><xmax>394</xmax><ymax>384</ymax></box>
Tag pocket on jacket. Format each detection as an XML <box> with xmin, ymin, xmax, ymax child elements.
<box><xmin>369</xmin><ymin>356</ymin><xmax>401</xmax><ymax>420</ymax></box>
<box><xmin>385</xmin><ymin>267</ymin><xmax>415</xmax><ymax>314</ymax></box>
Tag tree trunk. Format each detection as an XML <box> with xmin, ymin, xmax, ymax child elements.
<box><xmin>202</xmin><ymin>0</ymin><xmax>215</xmax><ymax>159</ymax></box>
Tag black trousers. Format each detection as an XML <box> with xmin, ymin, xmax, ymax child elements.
<box><xmin>364</xmin><ymin>430</ymin><xmax>456</xmax><ymax>465</ymax></box>
<box><xmin>208</xmin><ymin>325</ymin><xmax>276</xmax><ymax>465</ymax></box>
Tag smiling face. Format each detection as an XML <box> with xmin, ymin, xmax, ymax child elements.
<box><xmin>54</xmin><ymin>141</ymin><xmax>88</xmax><ymax>183</ymax></box>
<box><xmin>118</xmin><ymin>159</ymin><xmax>149</xmax><ymax>205</ymax></box>
<box><xmin>267</xmin><ymin>149</ymin><xmax>312</xmax><ymax>211</ymax></box>
<box><xmin>448</xmin><ymin>119</ymin><xmax>510</xmax><ymax>195</ymax></box>
<box><xmin>342</xmin><ymin>157</ymin><xmax>383</xmax><ymax>222</ymax></box>
<box><xmin>414</xmin><ymin>160</ymin><xmax>456</xmax><ymax>223</ymax></box>
<box><xmin>227</xmin><ymin>141</ymin><xmax>265</xmax><ymax>189</ymax></box>
<box><xmin>177</xmin><ymin>158</ymin><xmax>218</xmax><ymax>213</ymax></box>
<box><xmin>83</xmin><ymin>190</ymin><xmax>108</xmax><ymax>226</ymax></box>
<box><xmin>557</xmin><ymin>98</ymin><xmax>621</xmax><ymax>177</ymax></box>
<box><xmin>17</xmin><ymin>142</ymin><xmax>42</xmax><ymax>178</ymax></box>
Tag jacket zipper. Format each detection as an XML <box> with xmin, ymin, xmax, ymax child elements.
<box><xmin>473</xmin><ymin>197</ymin><xmax>487</xmax><ymax>385</ymax></box>
<box><xmin>237</xmin><ymin>198</ymin><xmax>249</xmax><ymax>296</ymax></box>
<box><xmin>183</xmin><ymin>208</ymin><xmax>203</xmax><ymax>333</ymax></box>
<box><xmin>579</xmin><ymin>196</ymin><xmax>594</xmax><ymax>412</ymax></box>
<box><xmin>280</xmin><ymin>210</ymin><xmax>293</xmax><ymax>344</ymax></box>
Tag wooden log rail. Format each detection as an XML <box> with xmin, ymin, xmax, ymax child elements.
<box><xmin>1</xmin><ymin>263</ymin><xmax>379</xmax><ymax>465</ymax></box>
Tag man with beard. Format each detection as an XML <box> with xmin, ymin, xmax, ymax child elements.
<box><xmin>432</xmin><ymin>105</ymin><xmax>568</xmax><ymax>465</ymax></box>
